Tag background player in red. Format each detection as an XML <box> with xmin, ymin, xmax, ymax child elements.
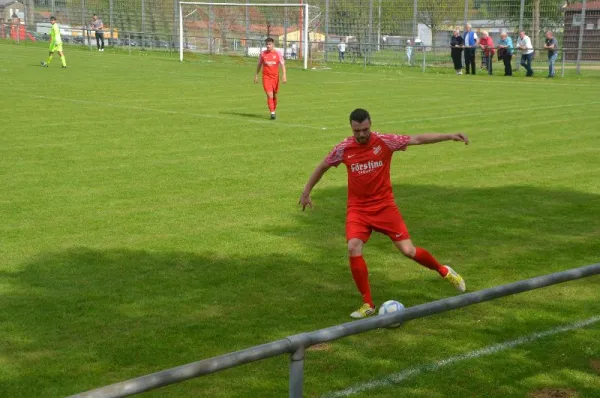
<box><xmin>254</xmin><ymin>37</ymin><xmax>286</xmax><ymax>120</ymax></box>
<box><xmin>299</xmin><ymin>108</ymin><xmax>468</xmax><ymax>319</ymax></box>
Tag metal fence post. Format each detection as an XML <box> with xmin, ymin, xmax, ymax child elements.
<box><xmin>109</xmin><ymin>0</ymin><xmax>113</xmax><ymax>48</ymax></box>
<box><xmin>289</xmin><ymin>346</ymin><xmax>305</xmax><ymax>398</ymax></box>
<box><xmin>368</xmin><ymin>0</ymin><xmax>373</xmax><ymax>64</ymax></box>
<box><xmin>422</xmin><ymin>46</ymin><xmax>426</xmax><ymax>72</ymax></box>
<box><xmin>412</xmin><ymin>0</ymin><xmax>417</xmax><ymax>43</ymax></box>
<box><xmin>576</xmin><ymin>0</ymin><xmax>587</xmax><ymax>74</ymax></box>
<box><xmin>245</xmin><ymin>0</ymin><xmax>249</xmax><ymax>54</ymax></box>
<box><xmin>561</xmin><ymin>48</ymin><xmax>565</xmax><ymax>77</ymax></box>
<box><xmin>464</xmin><ymin>0</ymin><xmax>468</xmax><ymax>26</ymax></box>
<box><xmin>141</xmin><ymin>0</ymin><xmax>145</xmax><ymax>47</ymax></box>
<box><xmin>324</xmin><ymin>0</ymin><xmax>329</xmax><ymax>62</ymax></box>
<box><xmin>208</xmin><ymin>3</ymin><xmax>212</xmax><ymax>54</ymax></box>
<box><xmin>516</xmin><ymin>0</ymin><xmax>525</xmax><ymax>71</ymax></box>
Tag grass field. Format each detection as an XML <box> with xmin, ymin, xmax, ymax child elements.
<box><xmin>1</xmin><ymin>41</ymin><xmax>600</xmax><ymax>398</ymax></box>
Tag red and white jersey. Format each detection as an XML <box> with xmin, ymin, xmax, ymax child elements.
<box><xmin>325</xmin><ymin>132</ymin><xmax>411</xmax><ymax>208</ymax></box>
<box><xmin>258</xmin><ymin>49</ymin><xmax>284</xmax><ymax>80</ymax></box>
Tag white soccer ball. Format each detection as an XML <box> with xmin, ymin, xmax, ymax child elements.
<box><xmin>378</xmin><ymin>300</ymin><xmax>405</xmax><ymax>328</ymax></box>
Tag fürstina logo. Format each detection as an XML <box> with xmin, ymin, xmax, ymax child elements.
<box><xmin>350</xmin><ymin>160</ymin><xmax>384</xmax><ymax>175</ymax></box>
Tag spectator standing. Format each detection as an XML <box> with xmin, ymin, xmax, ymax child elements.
<box><xmin>91</xmin><ymin>14</ymin><xmax>104</xmax><ymax>51</ymax></box>
<box><xmin>517</xmin><ymin>31</ymin><xmax>534</xmax><ymax>77</ymax></box>
<box><xmin>406</xmin><ymin>40</ymin><xmax>413</xmax><ymax>65</ymax></box>
<box><xmin>338</xmin><ymin>39</ymin><xmax>346</xmax><ymax>62</ymax></box>
<box><xmin>463</xmin><ymin>23</ymin><xmax>478</xmax><ymax>75</ymax></box>
<box><xmin>450</xmin><ymin>29</ymin><xmax>464</xmax><ymax>74</ymax></box>
<box><xmin>479</xmin><ymin>31</ymin><xmax>495</xmax><ymax>75</ymax></box>
<box><xmin>497</xmin><ymin>31</ymin><xmax>514</xmax><ymax>76</ymax></box>
<box><xmin>544</xmin><ymin>31</ymin><xmax>559</xmax><ymax>78</ymax></box>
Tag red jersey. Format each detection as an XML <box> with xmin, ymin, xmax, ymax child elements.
<box><xmin>258</xmin><ymin>50</ymin><xmax>284</xmax><ymax>80</ymax></box>
<box><xmin>325</xmin><ymin>133</ymin><xmax>410</xmax><ymax>208</ymax></box>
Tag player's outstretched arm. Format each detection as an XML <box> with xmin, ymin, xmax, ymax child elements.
<box><xmin>299</xmin><ymin>160</ymin><xmax>331</xmax><ymax>211</ymax></box>
<box><xmin>408</xmin><ymin>133</ymin><xmax>469</xmax><ymax>146</ymax></box>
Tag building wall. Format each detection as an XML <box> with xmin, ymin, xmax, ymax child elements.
<box><xmin>564</xmin><ymin>9</ymin><xmax>600</xmax><ymax>60</ymax></box>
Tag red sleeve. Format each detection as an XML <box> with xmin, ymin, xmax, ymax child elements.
<box><xmin>324</xmin><ymin>141</ymin><xmax>348</xmax><ymax>167</ymax></box>
<box><xmin>378</xmin><ymin>134</ymin><xmax>410</xmax><ymax>152</ymax></box>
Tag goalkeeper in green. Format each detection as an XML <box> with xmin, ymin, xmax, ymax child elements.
<box><xmin>41</xmin><ymin>16</ymin><xmax>67</xmax><ymax>68</ymax></box>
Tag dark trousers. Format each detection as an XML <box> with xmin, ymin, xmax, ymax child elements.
<box><xmin>451</xmin><ymin>51</ymin><xmax>463</xmax><ymax>70</ymax></box>
<box><xmin>521</xmin><ymin>53</ymin><xmax>534</xmax><ymax>76</ymax></box>
<box><xmin>482</xmin><ymin>54</ymin><xmax>493</xmax><ymax>74</ymax></box>
<box><xmin>464</xmin><ymin>48</ymin><xmax>476</xmax><ymax>74</ymax></box>
<box><xmin>96</xmin><ymin>32</ymin><xmax>104</xmax><ymax>49</ymax></box>
<box><xmin>502</xmin><ymin>53</ymin><xmax>513</xmax><ymax>75</ymax></box>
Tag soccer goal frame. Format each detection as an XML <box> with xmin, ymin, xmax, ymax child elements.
<box><xmin>178</xmin><ymin>1</ymin><xmax>310</xmax><ymax>70</ymax></box>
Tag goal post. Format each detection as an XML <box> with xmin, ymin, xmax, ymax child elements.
<box><xmin>178</xmin><ymin>1</ymin><xmax>309</xmax><ymax>70</ymax></box>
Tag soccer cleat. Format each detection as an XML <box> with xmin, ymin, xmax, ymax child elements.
<box><xmin>62</xmin><ymin>65</ymin><xmax>67</xmax><ymax>69</ymax></box>
<box><xmin>443</xmin><ymin>266</ymin><xmax>466</xmax><ymax>293</ymax></box>
<box><xmin>41</xmin><ymin>61</ymin><xmax>48</xmax><ymax>67</ymax></box>
<box><xmin>270</xmin><ymin>113</ymin><xmax>276</xmax><ymax>120</ymax></box>
<box><xmin>350</xmin><ymin>303</ymin><xmax>376</xmax><ymax>319</ymax></box>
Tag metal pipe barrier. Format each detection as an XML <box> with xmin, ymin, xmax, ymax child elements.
<box><xmin>68</xmin><ymin>262</ymin><xmax>600</xmax><ymax>398</ymax></box>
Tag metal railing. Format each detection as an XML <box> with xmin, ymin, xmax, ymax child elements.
<box><xmin>68</xmin><ymin>262</ymin><xmax>600</xmax><ymax>398</ymax></box>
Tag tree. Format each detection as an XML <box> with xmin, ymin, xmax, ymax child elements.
<box><xmin>417</xmin><ymin>0</ymin><xmax>465</xmax><ymax>46</ymax></box>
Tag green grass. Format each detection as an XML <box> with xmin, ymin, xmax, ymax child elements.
<box><xmin>1</xmin><ymin>40</ymin><xmax>600</xmax><ymax>398</ymax></box>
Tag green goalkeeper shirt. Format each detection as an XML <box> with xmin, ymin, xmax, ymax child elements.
<box><xmin>51</xmin><ymin>23</ymin><xmax>62</xmax><ymax>45</ymax></box>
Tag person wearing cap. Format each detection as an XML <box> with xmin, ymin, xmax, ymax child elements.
<box><xmin>41</xmin><ymin>16</ymin><xmax>67</xmax><ymax>68</ymax></box>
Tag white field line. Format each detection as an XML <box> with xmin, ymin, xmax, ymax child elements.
<box><xmin>377</xmin><ymin>100</ymin><xmax>600</xmax><ymax>126</ymax></box>
<box><xmin>322</xmin><ymin>315</ymin><xmax>600</xmax><ymax>398</ymax></box>
<box><xmin>29</xmin><ymin>95</ymin><xmax>326</xmax><ymax>130</ymax></box>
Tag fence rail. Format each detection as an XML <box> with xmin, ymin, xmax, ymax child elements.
<box><xmin>68</xmin><ymin>262</ymin><xmax>600</xmax><ymax>398</ymax></box>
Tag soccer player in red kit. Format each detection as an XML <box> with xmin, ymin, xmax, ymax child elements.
<box><xmin>299</xmin><ymin>108</ymin><xmax>468</xmax><ymax>319</ymax></box>
<box><xmin>254</xmin><ymin>37</ymin><xmax>286</xmax><ymax>120</ymax></box>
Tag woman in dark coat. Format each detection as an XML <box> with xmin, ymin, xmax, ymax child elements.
<box><xmin>450</xmin><ymin>29</ymin><xmax>464</xmax><ymax>75</ymax></box>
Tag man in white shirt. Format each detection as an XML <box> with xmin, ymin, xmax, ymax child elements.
<box><xmin>517</xmin><ymin>31</ymin><xmax>534</xmax><ymax>77</ymax></box>
<box><xmin>338</xmin><ymin>39</ymin><xmax>346</xmax><ymax>62</ymax></box>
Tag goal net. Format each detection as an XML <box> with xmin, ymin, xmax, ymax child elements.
<box><xmin>178</xmin><ymin>2</ymin><xmax>313</xmax><ymax>69</ymax></box>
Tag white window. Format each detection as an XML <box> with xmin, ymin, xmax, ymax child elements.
<box><xmin>586</xmin><ymin>23</ymin><xmax>594</xmax><ymax>30</ymax></box>
<box><xmin>573</xmin><ymin>14</ymin><xmax>583</xmax><ymax>26</ymax></box>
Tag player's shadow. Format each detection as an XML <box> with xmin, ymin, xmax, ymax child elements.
<box><xmin>1</xmin><ymin>247</ymin><xmax>362</xmax><ymax>397</ymax></box>
<box><xmin>219</xmin><ymin>111</ymin><xmax>265</xmax><ymax>119</ymax></box>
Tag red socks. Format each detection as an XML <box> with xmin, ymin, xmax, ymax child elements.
<box><xmin>349</xmin><ymin>255</ymin><xmax>374</xmax><ymax>308</ymax></box>
<box><xmin>267</xmin><ymin>97</ymin><xmax>275</xmax><ymax>112</ymax></box>
<box><xmin>413</xmin><ymin>247</ymin><xmax>448</xmax><ymax>277</ymax></box>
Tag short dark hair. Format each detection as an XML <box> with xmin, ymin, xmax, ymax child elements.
<box><xmin>93</xmin><ymin>14</ymin><xmax>97</xmax><ymax>17</ymax></box>
<box><xmin>50</xmin><ymin>15</ymin><xmax>56</xmax><ymax>21</ymax></box>
<box><xmin>265</xmin><ymin>37</ymin><xmax>274</xmax><ymax>44</ymax></box>
<box><xmin>349</xmin><ymin>108</ymin><xmax>371</xmax><ymax>124</ymax></box>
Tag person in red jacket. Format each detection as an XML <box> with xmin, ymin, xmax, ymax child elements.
<box><xmin>479</xmin><ymin>31</ymin><xmax>495</xmax><ymax>75</ymax></box>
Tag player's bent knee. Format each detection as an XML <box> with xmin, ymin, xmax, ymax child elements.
<box><xmin>347</xmin><ymin>239</ymin><xmax>363</xmax><ymax>256</ymax></box>
<box><xmin>395</xmin><ymin>240</ymin><xmax>416</xmax><ymax>258</ymax></box>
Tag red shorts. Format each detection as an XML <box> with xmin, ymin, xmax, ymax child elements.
<box><xmin>346</xmin><ymin>204</ymin><xmax>411</xmax><ymax>243</ymax></box>
<box><xmin>263</xmin><ymin>78</ymin><xmax>279</xmax><ymax>94</ymax></box>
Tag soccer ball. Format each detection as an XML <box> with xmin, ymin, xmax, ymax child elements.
<box><xmin>378</xmin><ymin>300</ymin><xmax>405</xmax><ymax>328</ymax></box>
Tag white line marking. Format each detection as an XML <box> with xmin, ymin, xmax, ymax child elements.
<box><xmin>29</xmin><ymin>95</ymin><xmax>323</xmax><ymax>130</ymax></box>
<box><xmin>377</xmin><ymin>101</ymin><xmax>600</xmax><ymax>126</ymax></box>
<box><xmin>323</xmin><ymin>315</ymin><xmax>600</xmax><ymax>397</ymax></box>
